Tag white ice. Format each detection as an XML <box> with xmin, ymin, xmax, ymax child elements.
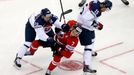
<box><xmin>0</xmin><ymin>0</ymin><xmax>134</xmax><ymax>75</ymax></box>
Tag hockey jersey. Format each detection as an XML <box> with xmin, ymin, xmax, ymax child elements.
<box><xmin>28</xmin><ymin>11</ymin><xmax>63</xmax><ymax>41</ymax></box>
<box><xmin>54</xmin><ymin>31</ymin><xmax>78</xmax><ymax>58</ymax></box>
<box><xmin>77</xmin><ymin>0</ymin><xmax>101</xmax><ymax>31</ymax></box>
<box><xmin>57</xmin><ymin>31</ymin><xmax>78</xmax><ymax>51</ymax></box>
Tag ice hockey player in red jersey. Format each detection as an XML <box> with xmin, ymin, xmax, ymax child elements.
<box><xmin>45</xmin><ymin>20</ymin><xmax>82</xmax><ymax>75</ymax></box>
<box><xmin>25</xmin><ymin>20</ymin><xmax>82</xmax><ymax>75</ymax></box>
<box><xmin>24</xmin><ymin>20</ymin><xmax>82</xmax><ymax>55</ymax></box>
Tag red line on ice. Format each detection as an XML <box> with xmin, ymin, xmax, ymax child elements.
<box><xmin>22</xmin><ymin>59</ymin><xmax>43</xmax><ymax>75</ymax></box>
<box><xmin>74</xmin><ymin>42</ymin><xmax>129</xmax><ymax>74</ymax></box>
<box><xmin>99</xmin><ymin>49</ymin><xmax>134</xmax><ymax>74</ymax></box>
<box><xmin>75</xmin><ymin>42</ymin><xmax>123</xmax><ymax>55</ymax></box>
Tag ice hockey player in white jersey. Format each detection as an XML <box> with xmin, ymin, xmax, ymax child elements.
<box><xmin>14</xmin><ymin>8</ymin><xmax>70</xmax><ymax>69</ymax></box>
<box><xmin>77</xmin><ymin>0</ymin><xmax>112</xmax><ymax>74</ymax></box>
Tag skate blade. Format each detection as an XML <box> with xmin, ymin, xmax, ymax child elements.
<box><xmin>13</xmin><ymin>64</ymin><xmax>21</xmax><ymax>70</ymax></box>
<box><xmin>83</xmin><ymin>72</ymin><xmax>97</xmax><ymax>75</ymax></box>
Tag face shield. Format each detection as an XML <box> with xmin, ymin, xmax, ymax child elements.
<box><xmin>71</xmin><ymin>26</ymin><xmax>82</xmax><ymax>37</ymax></box>
<box><xmin>75</xmin><ymin>27</ymin><xmax>82</xmax><ymax>35</ymax></box>
<box><xmin>43</xmin><ymin>13</ymin><xmax>52</xmax><ymax>22</ymax></box>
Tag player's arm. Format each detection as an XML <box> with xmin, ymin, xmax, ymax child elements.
<box><xmin>92</xmin><ymin>20</ymin><xmax>103</xmax><ymax>30</ymax></box>
<box><xmin>81</xmin><ymin>11</ymin><xmax>96</xmax><ymax>27</ymax></box>
<box><xmin>34</xmin><ymin>22</ymin><xmax>49</xmax><ymax>41</ymax></box>
<box><xmin>52</xmin><ymin>16</ymin><xmax>63</xmax><ymax>29</ymax></box>
<box><xmin>52</xmin><ymin>15</ymin><xmax>70</xmax><ymax>32</ymax></box>
<box><xmin>33</xmin><ymin>24</ymin><xmax>56</xmax><ymax>47</ymax></box>
<box><xmin>81</xmin><ymin>10</ymin><xmax>103</xmax><ymax>30</ymax></box>
<box><xmin>28</xmin><ymin>12</ymin><xmax>49</xmax><ymax>42</ymax></box>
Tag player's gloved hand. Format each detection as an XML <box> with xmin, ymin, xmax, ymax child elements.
<box><xmin>46</xmin><ymin>37</ymin><xmax>56</xmax><ymax>47</ymax></box>
<box><xmin>50</xmin><ymin>43</ymin><xmax>64</xmax><ymax>56</ymax></box>
<box><xmin>52</xmin><ymin>47</ymin><xmax>61</xmax><ymax>56</ymax></box>
<box><xmin>61</xmin><ymin>24</ymin><xmax>70</xmax><ymax>32</ymax></box>
<box><xmin>55</xmin><ymin>27</ymin><xmax>64</xmax><ymax>38</ymax></box>
<box><xmin>96</xmin><ymin>22</ymin><xmax>103</xmax><ymax>30</ymax></box>
<box><xmin>38</xmin><ymin>37</ymin><xmax>56</xmax><ymax>47</ymax></box>
<box><xmin>92</xmin><ymin>21</ymin><xmax>103</xmax><ymax>30</ymax></box>
<box><xmin>55</xmin><ymin>27</ymin><xmax>62</xmax><ymax>34</ymax></box>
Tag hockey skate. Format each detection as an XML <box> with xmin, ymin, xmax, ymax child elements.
<box><xmin>83</xmin><ymin>65</ymin><xmax>97</xmax><ymax>75</ymax></box>
<box><xmin>78</xmin><ymin>0</ymin><xmax>86</xmax><ymax>7</ymax></box>
<box><xmin>14</xmin><ymin>56</ymin><xmax>22</xmax><ymax>70</ymax></box>
<box><xmin>92</xmin><ymin>51</ymin><xmax>97</xmax><ymax>57</ymax></box>
<box><xmin>45</xmin><ymin>70</ymin><xmax>51</xmax><ymax>75</ymax></box>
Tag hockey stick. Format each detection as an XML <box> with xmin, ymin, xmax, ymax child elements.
<box><xmin>121</xmin><ymin>0</ymin><xmax>129</xmax><ymax>5</ymax></box>
<box><xmin>59</xmin><ymin>0</ymin><xmax>72</xmax><ymax>23</ymax></box>
<box><xmin>59</xmin><ymin>9</ymin><xmax>72</xmax><ymax>22</ymax></box>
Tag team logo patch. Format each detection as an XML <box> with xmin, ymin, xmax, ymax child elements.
<box><xmin>58</xmin><ymin>60</ymin><xmax>83</xmax><ymax>71</ymax></box>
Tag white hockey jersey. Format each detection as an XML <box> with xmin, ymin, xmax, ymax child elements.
<box><xmin>28</xmin><ymin>11</ymin><xmax>63</xmax><ymax>41</ymax></box>
<box><xmin>77</xmin><ymin>0</ymin><xmax>101</xmax><ymax>31</ymax></box>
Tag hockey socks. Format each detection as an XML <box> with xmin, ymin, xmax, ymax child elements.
<box><xmin>26</xmin><ymin>40</ymin><xmax>40</xmax><ymax>55</ymax></box>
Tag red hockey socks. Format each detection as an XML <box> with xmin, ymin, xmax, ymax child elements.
<box><xmin>48</xmin><ymin>55</ymin><xmax>62</xmax><ymax>71</ymax></box>
<box><xmin>29</xmin><ymin>40</ymin><xmax>40</xmax><ymax>55</ymax></box>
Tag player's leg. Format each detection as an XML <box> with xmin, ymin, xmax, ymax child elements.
<box><xmin>45</xmin><ymin>55</ymin><xmax>62</xmax><ymax>75</ymax></box>
<box><xmin>91</xmin><ymin>39</ymin><xmax>97</xmax><ymax>57</ymax></box>
<box><xmin>24</xmin><ymin>40</ymin><xmax>40</xmax><ymax>56</ymax></box>
<box><xmin>14</xmin><ymin>42</ymin><xmax>32</xmax><ymax>69</ymax></box>
<box><xmin>25</xmin><ymin>29</ymin><xmax>55</xmax><ymax>56</ymax></box>
<box><xmin>79</xmin><ymin>28</ymin><xmax>97</xmax><ymax>74</ymax></box>
<box><xmin>78</xmin><ymin>0</ymin><xmax>86</xmax><ymax>7</ymax></box>
<box><xmin>14</xmin><ymin>22</ymin><xmax>36</xmax><ymax>69</ymax></box>
<box><xmin>83</xmin><ymin>45</ymin><xmax>97</xmax><ymax>73</ymax></box>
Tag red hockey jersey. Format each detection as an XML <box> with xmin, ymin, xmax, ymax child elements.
<box><xmin>54</xmin><ymin>31</ymin><xmax>78</xmax><ymax>58</ymax></box>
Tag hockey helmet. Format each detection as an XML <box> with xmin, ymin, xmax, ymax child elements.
<box><xmin>67</xmin><ymin>20</ymin><xmax>77</xmax><ymax>29</ymax></box>
<box><xmin>67</xmin><ymin>20</ymin><xmax>82</xmax><ymax>34</ymax></box>
<box><xmin>41</xmin><ymin>8</ymin><xmax>52</xmax><ymax>16</ymax></box>
<box><xmin>104</xmin><ymin>0</ymin><xmax>112</xmax><ymax>10</ymax></box>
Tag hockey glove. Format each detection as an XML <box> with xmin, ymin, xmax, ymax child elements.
<box><xmin>55</xmin><ymin>27</ymin><xmax>62</xmax><ymax>34</ymax></box>
<box><xmin>61</xmin><ymin>24</ymin><xmax>70</xmax><ymax>32</ymax></box>
<box><xmin>92</xmin><ymin>21</ymin><xmax>103</xmax><ymax>30</ymax></box>
<box><xmin>38</xmin><ymin>37</ymin><xmax>56</xmax><ymax>47</ymax></box>
<box><xmin>96</xmin><ymin>22</ymin><xmax>103</xmax><ymax>30</ymax></box>
<box><xmin>46</xmin><ymin>37</ymin><xmax>56</xmax><ymax>46</ymax></box>
<box><xmin>51</xmin><ymin>43</ymin><xmax>65</xmax><ymax>56</ymax></box>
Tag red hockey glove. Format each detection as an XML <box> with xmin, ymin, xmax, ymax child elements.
<box><xmin>96</xmin><ymin>22</ymin><xmax>103</xmax><ymax>30</ymax></box>
<box><xmin>92</xmin><ymin>21</ymin><xmax>103</xmax><ymax>30</ymax></box>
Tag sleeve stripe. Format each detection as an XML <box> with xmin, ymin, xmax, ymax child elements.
<box><xmin>66</xmin><ymin>45</ymin><xmax>75</xmax><ymax>51</ymax></box>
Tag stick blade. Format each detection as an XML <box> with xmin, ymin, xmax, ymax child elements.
<box><xmin>62</xmin><ymin>9</ymin><xmax>72</xmax><ymax>15</ymax></box>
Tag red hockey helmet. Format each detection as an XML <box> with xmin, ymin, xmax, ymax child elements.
<box><xmin>67</xmin><ymin>20</ymin><xmax>82</xmax><ymax>35</ymax></box>
<box><xmin>67</xmin><ymin>20</ymin><xmax>77</xmax><ymax>29</ymax></box>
